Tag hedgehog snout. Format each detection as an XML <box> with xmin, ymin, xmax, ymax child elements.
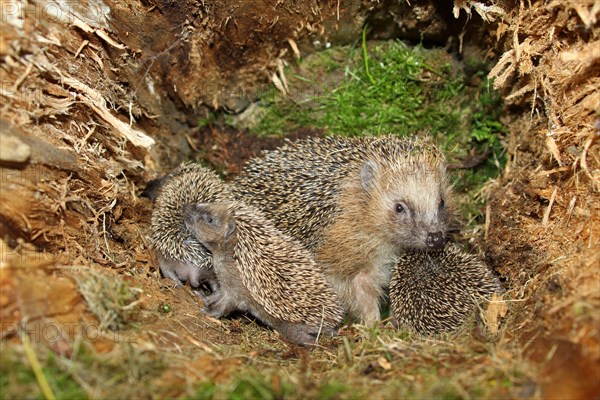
<box><xmin>426</xmin><ymin>232</ymin><xmax>445</xmax><ymax>249</ymax></box>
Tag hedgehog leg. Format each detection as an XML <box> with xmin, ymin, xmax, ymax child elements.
<box><xmin>347</xmin><ymin>273</ymin><xmax>382</xmax><ymax>324</ymax></box>
<box><xmin>188</xmin><ymin>266</ymin><xmax>218</xmax><ymax>290</ymax></box>
<box><xmin>200</xmin><ymin>289</ymin><xmax>236</xmax><ymax>318</ymax></box>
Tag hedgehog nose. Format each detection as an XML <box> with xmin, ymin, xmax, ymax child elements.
<box><xmin>426</xmin><ymin>232</ymin><xmax>445</xmax><ymax>249</ymax></box>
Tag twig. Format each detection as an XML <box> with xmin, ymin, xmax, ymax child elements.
<box><xmin>448</xmin><ymin>150</ymin><xmax>492</xmax><ymax>169</ymax></box>
<box><xmin>342</xmin><ymin>336</ymin><xmax>353</xmax><ymax>364</ymax></box>
<box><xmin>542</xmin><ymin>187</ymin><xmax>558</xmax><ymax>227</ymax></box>
<box><xmin>14</xmin><ymin>62</ymin><xmax>33</xmax><ymax>90</ymax></box>
<box><xmin>22</xmin><ymin>332</ymin><xmax>56</xmax><ymax>400</ymax></box>
<box><xmin>566</xmin><ymin>196</ymin><xmax>576</xmax><ymax>226</ymax></box>
<box><xmin>102</xmin><ymin>213</ymin><xmax>111</xmax><ymax>258</ymax></box>
<box><xmin>315</xmin><ymin>305</ymin><xmax>325</xmax><ymax>344</ymax></box>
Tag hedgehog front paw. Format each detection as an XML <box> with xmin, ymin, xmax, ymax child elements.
<box><xmin>200</xmin><ymin>290</ymin><xmax>235</xmax><ymax>318</ymax></box>
<box><xmin>199</xmin><ymin>291</ymin><xmax>221</xmax><ymax>314</ymax></box>
<box><xmin>158</xmin><ymin>254</ymin><xmax>216</xmax><ymax>290</ymax></box>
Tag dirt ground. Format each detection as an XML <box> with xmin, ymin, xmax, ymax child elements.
<box><xmin>1</xmin><ymin>1</ymin><xmax>599</xmax><ymax>399</ymax></box>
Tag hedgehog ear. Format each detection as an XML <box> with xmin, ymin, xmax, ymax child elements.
<box><xmin>194</xmin><ymin>202</ymin><xmax>210</xmax><ymax>212</ymax></box>
<box><xmin>360</xmin><ymin>160</ymin><xmax>379</xmax><ymax>192</ymax></box>
<box><xmin>223</xmin><ymin>220</ymin><xmax>236</xmax><ymax>242</ymax></box>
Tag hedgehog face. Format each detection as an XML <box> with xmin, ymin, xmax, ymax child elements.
<box><xmin>361</xmin><ymin>158</ymin><xmax>452</xmax><ymax>251</ymax></box>
<box><xmin>182</xmin><ymin>202</ymin><xmax>237</xmax><ymax>252</ymax></box>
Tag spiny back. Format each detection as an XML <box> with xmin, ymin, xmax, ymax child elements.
<box><xmin>231</xmin><ymin>203</ymin><xmax>344</xmax><ymax>328</ymax></box>
<box><xmin>389</xmin><ymin>243</ymin><xmax>502</xmax><ymax>335</ymax></box>
<box><xmin>233</xmin><ymin>135</ymin><xmax>445</xmax><ymax>250</ymax></box>
<box><xmin>150</xmin><ymin>162</ymin><xmax>232</xmax><ymax>266</ymax></box>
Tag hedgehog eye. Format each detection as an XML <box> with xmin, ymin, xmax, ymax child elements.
<box><xmin>203</xmin><ymin>214</ymin><xmax>214</xmax><ymax>224</ymax></box>
<box><xmin>439</xmin><ymin>199</ymin><xmax>445</xmax><ymax>209</ymax></box>
<box><xmin>395</xmin><ymin>203</ymin><xmax>405</xmax><ymax>213</ymax></box>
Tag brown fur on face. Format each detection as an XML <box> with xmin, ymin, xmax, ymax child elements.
<box><xmin>359</xmin><ymin>152</ymin><xmax>453</xmax><ymax>251</ymax></box>
<box><xmin>316</xmin><ymin>143</ymin><xmax>453</xmax><ymax>324</ymax></box>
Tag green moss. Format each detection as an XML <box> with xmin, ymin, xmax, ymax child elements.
<box><xmin>238</xmin><ymin>40</ymin><xmax>505</xmax><ymax>227</ymax></box>
<box><xmin>73</xmin><ymin>269</ymin><xmax>142</xmax><ymax>331</ymax></box>
<box><xmin>248</xmin><ymin>41</ymin><xmax>504</xmax><ymax>146</ymax></box>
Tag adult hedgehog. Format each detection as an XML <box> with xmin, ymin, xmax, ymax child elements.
<box><xmin>233</xmin><ymin>136</ymin><xmax>453</xmax><ymax>323</ymax></box>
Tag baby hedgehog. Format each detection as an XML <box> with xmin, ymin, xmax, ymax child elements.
<box><xmin>149</xmin><ymin>162</ymin><xmax>232</xmax><ymax>289</ymax></box>
<box><xmin>233</xmin><ymin>136</ymin><xmax>453</xmax><ymax>324</ymax></box>
<box><xmin>389</xmin><ymin>243</ymin><xmax>502</xmax><ymax>335</ymax></box>
<box><xmin>182</xmin><ymin>201</ymin><xmax>344</xmax><ymax>346</ymax></box>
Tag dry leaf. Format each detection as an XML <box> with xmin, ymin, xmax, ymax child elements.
<box><xmin>484</xmin><ymin>293</ymin><xmax>508</xmax><ymax>336</ymax></box>
<box><xmin>377</xmin><ymin>356</ymin><xmax>392</xmax><ymax>370</ymax></box>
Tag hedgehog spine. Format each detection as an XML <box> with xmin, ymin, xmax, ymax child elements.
<box><xmin>183</xmin><ymin>200</ymin><xmax>344</xmax><ymax>346</ymax></box>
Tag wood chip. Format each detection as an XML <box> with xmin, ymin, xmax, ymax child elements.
<box><xmin>62</xmin><ymin>76</ymin><xmax>155</xmax><ymax>148</ymax></box>
<box><xmin>287</xmin><ymin>38</ymin><xmax>301</xmax><ymax>59</ymax></box>
<box><xmin>271</xmin><ymin>72</ymin><xmax>287</xmax><ymax>96</ymax></box>
<box><xmin>545</xmin><ymin>135</ymin><xmax>562</xmax><ymax>166</ymax></box>
<box><xmin>74</xmin><ymin>40</ymin><xmax>90</xmax><ymax>58</ymax></box>
<box><xmin>542</xmin><ymin>187</ymin><xmax>558</xmax><ymax>226</ymax></box>
<box><xmin>71</xmin><ymin>18</ymin><xmax>126</xmax><ymax>50</ymax></box>
<box><xmin>0</xmin><ymin>132</ymin><xmax>31</xmax><ymax>163</ymax></box>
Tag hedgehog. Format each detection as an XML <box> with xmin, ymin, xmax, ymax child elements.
<box><xmin>149</xmin><ymin>162</ymin><xmax>232</xmax><ymax>289</ymax></box>
<box><xmin>232</xmin><ymin>136</ymin><xmax>453</xmax><ymax>323</ymax></box>
<box><xmin>182</xmin><ymin>201</ymin><xmax>344</xmax><ymax>346</ymax></box>
<box><xmin>389</xmin><ymin>243</ymin><xmax>502</xmax><ymax>335</ymax></box>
